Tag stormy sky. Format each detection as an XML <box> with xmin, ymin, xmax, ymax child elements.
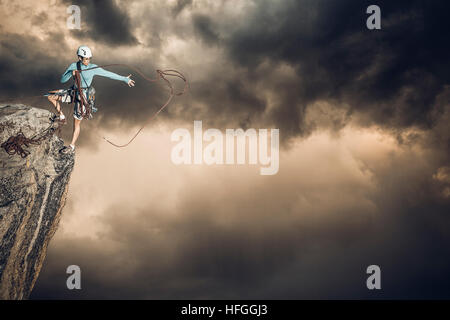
<box><xmin>0</xmin><ymin>0</ymin><xmax>449</xmax><ymax>299</ymax></box>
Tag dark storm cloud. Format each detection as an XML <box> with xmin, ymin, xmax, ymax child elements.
<box><xmin>172</xmin><ymin>0</ymin><xmax>192</xmax><ymax>18</ymax></box>
<box><xmin>166</xmin><ymin>75</ymin><xmax>266</xmax><ymax>132</ymax></box>
<box><xmin>99</xmin><ymin>0</ymin><xmax>448</xmax><ymax>159</ymax></box>
<box><xmin>62</xmin><ymin>0</ymin><xmax>138</xmax><ymax>46</ymax></box>
<box><xmin>157</xmin><ymin>0</ymin><xmax>448</xmax><ymax>149</ymax></box>
<box><xmin>31</xmin><ymin>11</ymin><xmax>48</xmax><ymax>27</ymax></box>
<box><xmin>192</xmin><ymin>14</ymin><xmax>221</xmax><ymax>46</ymax></box>
<box><xmin>0</xmin><ymin>33</ymin><xmax>69</xmax><ymax>99</ymax></box>
<box><xmin>221</xmin><ymin>0</ymin><xmax>449</xmax><ymax>134</ymax></box>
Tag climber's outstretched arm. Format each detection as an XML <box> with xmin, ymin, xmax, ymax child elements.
<box><xmin>92</xmin><ymin>65</ymin><xmax>135</xmax><ymax>86</ymax></box>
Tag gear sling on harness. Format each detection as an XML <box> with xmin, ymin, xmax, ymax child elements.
<box><xmin>73</xmin><ymin>61</ymin><xmax>96</xmax><ymax>119</ymax></box>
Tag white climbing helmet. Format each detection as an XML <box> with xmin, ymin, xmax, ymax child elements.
<box><xmin>77</xmin><ymin>45</ymin><xmax>92</xmax><ymax>58</ymax></box>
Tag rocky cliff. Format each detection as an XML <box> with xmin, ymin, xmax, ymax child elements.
<box><xmin>0</xmin><ymin>104</ymin><xmax>74</xmax><ymax>299</ymax></box>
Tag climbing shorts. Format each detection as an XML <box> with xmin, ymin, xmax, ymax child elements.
<box><xmin>53</xmin><ymin>89</ymin><xmax>74</xmax><ymax>104</ymax></box>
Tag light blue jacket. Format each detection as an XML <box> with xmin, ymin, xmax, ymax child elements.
<box><xmin>61</xmin><ymin>62</ymin><xmax>129</xmax><ymax>88</ymax></box>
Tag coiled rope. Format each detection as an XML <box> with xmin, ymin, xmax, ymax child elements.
<box><xmin>1</xmin><ymin>116</ymin><xmax>63</xmax><ymax>158</ymax></box>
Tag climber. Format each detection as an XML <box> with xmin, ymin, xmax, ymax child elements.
<box><xmin>47</xmin><ymin>45</ymin><xmax>135</xmax><ymax>154</ymax></box>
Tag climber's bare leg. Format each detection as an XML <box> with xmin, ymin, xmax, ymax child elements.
<box><xmin>47</xmin><ymin>94</ymin><xmax>64</xmax><ymax>117</ymax></box>
<box><xmin>70</xmin><ymin>117</ymin><xmax>82</xmax><ymax>147</ymax></box>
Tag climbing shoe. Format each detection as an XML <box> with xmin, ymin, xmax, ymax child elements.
<box><xmin>59</xmin><ymin>144</ymin><xmax>75</xmax><ymax>154</ymax></box>
<box><xmin>58</xmin><ymin>113</ymin><xmax>67</xmax><ymax>124</ymax></box>
<box><xmin>50</xmin><ymin>113</ymin><xmax>67</xmax><ymax>125</ymax></box>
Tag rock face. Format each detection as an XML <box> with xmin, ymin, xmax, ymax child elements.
<box><xmin>0</xmin><ymin>104</ymin><xmax>74</xmax><ymax>299</ymax></box>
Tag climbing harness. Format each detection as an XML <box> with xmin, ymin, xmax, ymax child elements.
<box><xmin>73</xmin><ymin>61</ymin><xmax>96</xmax><ymax>120</ymax></box>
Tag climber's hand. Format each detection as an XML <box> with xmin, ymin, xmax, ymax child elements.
<box><xmin>72</xmin><ymin>70</ymin><xmax>77</xmax><ymax>76</ymax></box>
<box><xmin>127</xmin><ymin>74</ymin><xmax>135</xmax><ymax>87</ymax></box>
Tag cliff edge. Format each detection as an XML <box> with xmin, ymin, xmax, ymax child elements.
<box><xmin>0</xmin><ymin>104</ymin><xmax>74</xmax><ymax>299</ymax></box>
